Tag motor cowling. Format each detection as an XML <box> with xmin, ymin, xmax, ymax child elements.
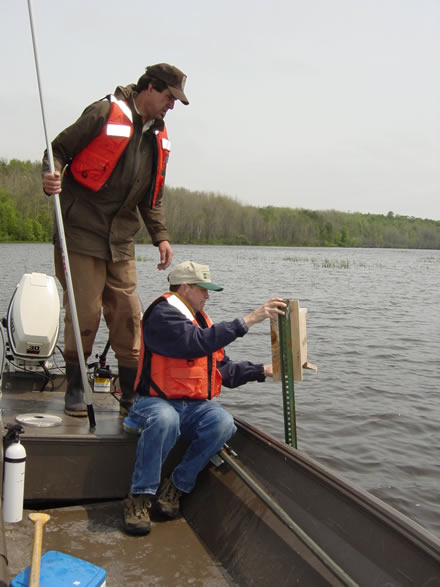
<box><xmin>6</xmin><ymin>272</ymin><xmax>60</xmax><ymax>361</ymax></box>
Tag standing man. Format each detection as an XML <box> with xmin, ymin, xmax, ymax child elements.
<box><xmin>42</xmin><ymin>64</ymin><xmax>189</xmax><ymax>417</ymax></box>
<box><xmin>122</xmin><ymin>260</ymin><xmax>286</xmax><ymax>535</ymax></box>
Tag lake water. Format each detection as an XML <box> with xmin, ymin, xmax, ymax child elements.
<box><xmin>1</xmin><ymin>243</ymin><xmax>439</xmax><ymax>537</ymax></box>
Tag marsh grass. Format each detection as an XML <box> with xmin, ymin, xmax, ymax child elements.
<box><xmin>283</xmin><ymin>256</ymin><xmax>309</xmax><ymax>263</ymax></box>
<box><xmin>322</xmin><ymin>258</ymin><xmax>350</xmax><ymax>269</ymax></box>
<box><xmin>422</xmin><ymin>256</ymin><xmax>440</xmax><ymax>264</ymax></box>
<box><xmin>284</xmin><ymin>256</ymin><xmax>351</xmax><ymax>269</ymax></box>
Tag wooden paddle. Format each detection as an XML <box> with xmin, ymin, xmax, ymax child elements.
<box><xmin>28</xmin><ymin>512</ymin><xmax>51</xmax><ymax>587</ymax></box>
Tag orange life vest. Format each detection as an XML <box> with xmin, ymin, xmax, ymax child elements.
<box><xmin>151</xmin><ymin>128</ymin><xmax>170</xmax><ymax>208</ymax></box>
<box><xmin>69</xmin><ymin>95</ymin><xmax>170</xmax><ymax>205</ymax></box>
<box><xmin>135</xmin><ymin>293</ymin><xmax>225</xmax><ymax>400</ymax></box>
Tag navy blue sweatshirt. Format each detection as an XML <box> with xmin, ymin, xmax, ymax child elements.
<box><xmin>144</xmin><ymin>297</ymin><xmax>265</xmax><ymax>389</ymax></box>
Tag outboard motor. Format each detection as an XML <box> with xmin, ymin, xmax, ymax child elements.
<box><xmin>2</xmin><ymin>272</ymin><xmax>60</xmax><ymax>374</ymax></box>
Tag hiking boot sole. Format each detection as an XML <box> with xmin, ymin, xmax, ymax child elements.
<box><xmin>155</xmin><ymin>501</ymin><xmax>180</xmax><ymax>519</ymax></box>
<box><xmin>64</xmin><ymin>408</ymin><xmax>88</xmax><ymax>417</ymax></box>
<box><xmin>122</xmin><ymin>520</ymin><xmax>151</xmax><ymax>536</ymax></box>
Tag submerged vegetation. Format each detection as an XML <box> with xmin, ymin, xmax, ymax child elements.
<box><xmin>1</xmin><ymin>158</ymin><xmax>440</xmax><ymax>249</ymax></box>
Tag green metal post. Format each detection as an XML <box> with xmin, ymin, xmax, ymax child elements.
<box><xmin>278</xmin><ymin>302</ymin><xmax>297</xmax><ymax>448</ymax></box>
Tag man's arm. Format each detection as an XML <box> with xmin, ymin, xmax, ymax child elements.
<box><xmin>217</xmin><ymin>355</ymin><xmax>266</xmax><ymax>388</ymax></box>
<box><xmin>144</xmin><ymin>297</ymin><xmax>286</xmax><ymax>360</ymax></box>
<box><xmin>42</xmin><ymin>100</ymin><xmax>111</xmax><ymax>192</ymax></box>
<box><xmin>144</xmin><ymin>301</ymin><xmax>248</xmax><ymax>359</ymax></box>
<box><xmin>138</xmin><ymin>200</ymin><xmax>171</xmax><ymax>246</ymax></box>
<box><xmin>138</xmin><ymin>201</ymin><xmax>173</xmax><ymax>270</ymax></box>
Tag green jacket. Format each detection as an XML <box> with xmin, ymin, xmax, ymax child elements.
<box><xmin>42</xmin><ymin>84</ymin><xmax>170</xmax><ymax>262</ymax></box>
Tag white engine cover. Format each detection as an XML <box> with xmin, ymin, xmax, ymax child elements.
<box><xmin>7</xmin><ymin>272</ymin><xmax>60</xmax><ymax>360</ymax></box>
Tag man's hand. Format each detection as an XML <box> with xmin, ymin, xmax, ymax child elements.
<box><xmin>42</xmin><ymin>171</ymin><xmax>62</xmax><ymax>195</ymax></box>
<box><xmin>243</xmin><ymin>297</ymin><xmax>286</xmax><ymax>328</ymax></box>
<box><xmin>263</xmin><ymin>364</ymin><xmax>273</xmax><ymax>378</ymax></box>
<box><xmin>157</xmin><ymin>240</ymin><xmax>173</xmax><ymax>270</ymax></box>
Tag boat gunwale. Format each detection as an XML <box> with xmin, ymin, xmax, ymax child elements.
<box><xmin>233</xmin><ymin>416</ymin><xmax>440</xmax><ymax>558</ymax></box>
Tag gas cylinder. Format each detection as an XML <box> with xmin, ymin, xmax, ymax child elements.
<box><xmin>3</xmin><ymin>438</ymin><xmax>26</xmax><ymax>523</ymax></box>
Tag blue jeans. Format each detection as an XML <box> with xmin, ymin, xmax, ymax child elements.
<box><xmin>128</xmin><ymin>396</ymin><xmax>237</xmax><ymax>495</ymax></box>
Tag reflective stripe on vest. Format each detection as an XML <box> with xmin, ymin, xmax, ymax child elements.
<box><xmin>134</xmin><ymin>293</ymin><xmax>224</xmax><ymax>400</ymax></box>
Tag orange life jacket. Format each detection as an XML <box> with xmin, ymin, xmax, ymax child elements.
<box><xmin>69</xmin><ymin>95</ymin><xmax>170</xmax><ymax>205</ymax></box>
<box><xmin>151</xmin><ymin>128</ymin><xmax>170</xmax><ymax>208</ymax></box>
<box><xmin>135</xmin><ymin>293</ymin><xmax>225</xmax><ymax>400</ymax></box>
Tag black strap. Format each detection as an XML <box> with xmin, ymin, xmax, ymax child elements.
<box><xmin>138</xmin><ymin>297</ymin><xmax>168</xmax><ymax>398</ymax></box>
<box><xmin>149</xmin><ymin>377</ymin><xmax>167</xmax><ymax>399</ymax></box>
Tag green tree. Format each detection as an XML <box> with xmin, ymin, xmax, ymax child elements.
<box><xmin>2</xmin><ymin>158</ymin><xmax>440</xmax><ymax>249</ymax></box>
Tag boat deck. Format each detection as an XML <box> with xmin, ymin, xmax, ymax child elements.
<box><xmin>5</xmin><ymin>502</ymin><xmax>231</xmax><ymax>586</ymax></box>
<box><xmin>1</xmin><ymin>370</ymin><xmax>126</xmax><ymax>437</ymax></box>
<box><xmin>1</xmin><ymin>373</ymin><xmax>141</xmax><ymax>502</ymax></box>
<box><xmin>1</xmin><ymin>374</ymin><xmax>232</xmax><ymax>585</ymax></box>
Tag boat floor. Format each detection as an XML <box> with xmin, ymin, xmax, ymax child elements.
<box><xmin>5</xmin><ymin>501</ymin><xmax>231</xmax><ymax>586</ymax></box>
<box><xmin>1</xmin><ymin>376</ymin><xmax>232</xmax><ymax>585</ymax></box>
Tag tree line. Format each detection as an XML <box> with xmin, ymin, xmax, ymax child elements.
<box><xmin>1</xmin><ymin>158</ymin><xmax>440</xmax><ymax>249</ymax></box>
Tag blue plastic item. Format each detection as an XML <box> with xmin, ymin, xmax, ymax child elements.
<box><xmin>11</xmin><ymin>550</ymin><xmax>106</xmax><ymax>586</ymax></box>
<box><xmin>122</xmin><ymin>415</ymin><xmax>142</xmax><ymax>435</ymax></box>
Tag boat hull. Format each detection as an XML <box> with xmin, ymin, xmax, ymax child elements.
<box><xmin>1</xmin><ymin>375</ymin><xmax>440</xmax><ymax>586</ymax></box>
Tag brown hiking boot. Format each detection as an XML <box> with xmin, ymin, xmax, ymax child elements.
<box><xmin>122</xmin><ymin>493</ymin><xmax>152</xmax><ymax>535</ymax></box>
<box><xmin>156</xmin><ymin>477</ymin><xmax>182</xmax><ymax>519</ymax></box>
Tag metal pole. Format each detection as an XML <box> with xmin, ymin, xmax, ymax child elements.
<box><xmin>219</xmin><ymin>448</ymin><xmax>358</xmax><ymax>587</ymax></box>
<box><xmin>278</xmin><ymin>301</ymin><xmax>297</xmax><ymax>447</ymax></box>
<box><xmin>26</xmin><ymin>0</ymin><xmax>96</xmax><ymax>429</ymax></box>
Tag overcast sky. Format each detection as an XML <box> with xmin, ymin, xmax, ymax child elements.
<box><xmin>1</xmin><ymin>0</ymin><xmax>439</xmax><ymax>220</ymax></box>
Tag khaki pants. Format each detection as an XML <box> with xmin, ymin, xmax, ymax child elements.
<box><xmin>55</xmin><ymin>249</ymin><xmax>141</xmax><ymax>368</ymax></box>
